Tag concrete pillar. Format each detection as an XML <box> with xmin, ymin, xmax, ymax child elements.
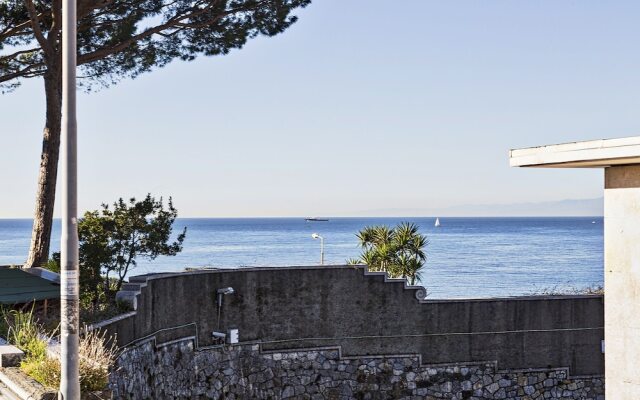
<box><xmin>604</xmin><ymin>165</ymin><xmax>640</xmax><ymax>398</ymax></box>
<box><xmin>510</xmin><ymin>137</ymin><xmax>640</xmax><ymax>400</ymax></box>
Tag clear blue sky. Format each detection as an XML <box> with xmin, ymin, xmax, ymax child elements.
<box><xmin>2</xmin><ymin>1</ymin><xmax>639</xmax><ymax>217</ymax></box>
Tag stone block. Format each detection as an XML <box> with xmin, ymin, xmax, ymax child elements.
<box><xmin>0</xmin><ymin>345</ymin><xmax>24</xmax><ymax>367</ymax></box>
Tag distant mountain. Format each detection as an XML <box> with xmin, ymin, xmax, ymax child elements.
<box><xmin>347</xmin><ymin>197</ymin><xmax>603</xmax><ymax>217</ymax></box>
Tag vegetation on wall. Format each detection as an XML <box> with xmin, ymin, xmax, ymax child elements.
<box><xmin>349</xmin><ymin>222</ymin><xmax>428</xmax><ymax>285</ymax></box>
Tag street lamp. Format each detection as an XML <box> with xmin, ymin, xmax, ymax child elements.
<box><xmin>311</xmin><ymin>233</ymin><xmax>324</xmax><ymax>265</ymax></box>
<box><xmin>60</xmin><ymin>0</ymin><xmax>80</xmax><ymax>397</ymax></box>
<box><xmin>216</xmin><ymin>287</ymin><xmax>235</xmax><ymax>330</ymax></box>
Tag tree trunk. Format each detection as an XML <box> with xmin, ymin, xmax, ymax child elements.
<box><xmin>25</xmin><ymin>65</ymin><xmax>62</xmax><ymax>268</ymax></box>
<box><xmin>104</xmin><ymin>272</ymin><xmax>112</xmax><ymax>303</ymax></box>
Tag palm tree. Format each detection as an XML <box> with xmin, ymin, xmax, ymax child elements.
<box><xmin>394</xmin><ymin>222</ymin><xmax>427</xmax><ymax>285</ymax></box>
<box><xmin>353</xmin><ymin>222</ymin><xmax>428</xmax><ymax>285</ymax></box>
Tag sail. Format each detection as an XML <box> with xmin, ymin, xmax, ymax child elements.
<box><xmin>435</xmin><ymin>218</ymin><xmax>441</xmax><ymax>227</ymax></box>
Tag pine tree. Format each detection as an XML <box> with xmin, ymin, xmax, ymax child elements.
<box><xmin>0</xmin><ymin>0</ymin><xmax>310</xmax><ymax>266</ymax></box>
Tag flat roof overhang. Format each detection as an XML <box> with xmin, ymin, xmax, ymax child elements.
<box><xmin>509</xmin><ymin>136</ymin><xmax>640</xmax><ymax>168</ymax></box>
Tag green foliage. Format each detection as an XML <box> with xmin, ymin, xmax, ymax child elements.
<box><xmin>2</xmin><ymin>308</ymin><xmax>58</xmax><ymax>388</ymax></box>
<box><xmin>44</xmin><ymin>254</ymin><xmax>60</xmax><ymax>273</ymax></box>
<box><xmin>353</xmin><ymin>222</ymin><xmax>428</xmax><ymax>286</ymax></box>
<box><xmin>2</xmin><ymin>307</ymin><xmax>48</xmax><ymax>360</ymax></box>
<box><xmin>44</xmin><ymin>194</ymin><xmax>181</xmax><ymax>319</ymax></box>
<box><xmin>0</xmin><ymin>307</ymin><xmax>8</xmax><ymax>339</ymax></box>
<box><xmin>3</xmin><ymin>308</ymin><xmax>116</xmax><ymax>393</ymax></box>
<box><xmin>1</xmin><ymin>0</ymin><xmax>311</xmax><ymax>91</ymax></box>
<box><xmin>19</xmin><ymin>333</ymin><xmax>47</xmax><ymax>361</ymax></box>
<box><xmin>80</xmin><ymin>296</ymin><xmax>134</xmax><ymax>325</ymax></box>
<box><xmin>49</xmin><ymin>251</ymin><xmax>109</xmax><ymax>315</ymax></box>
<box><xmin>20</xmin><ymin>356</ymin><xmax>61</xmax><ymax>389</ymax></box>
<box><xmin>1</xmin><ymin>307</ymin><xmax>57</xmax><ymax>388</ymax></box>
<box><xmin>77</xmin><ymin>194</ymin><xmax>186</xmax><ymax>304</ymax></box>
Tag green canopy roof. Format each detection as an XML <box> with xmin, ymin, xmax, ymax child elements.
<box><xmin>0</xmin><ymin>267</ymin><xmax>59</xmax><ymax>304</ymax></box>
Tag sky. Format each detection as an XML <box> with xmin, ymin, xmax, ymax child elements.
<box><xmin>1</xmin><ymin>0</ymin><xmax>639</xmax><ymax>218</ymax></box>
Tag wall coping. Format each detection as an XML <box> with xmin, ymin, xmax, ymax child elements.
<box><xmin>0</xmin><ymin>367</ymin><xmax>56</xmax><ymax>400</ymax></box>
<box><xmin>125</xmin><ymin>265</ymin><xmax>604</xmax><ymax>303</ymax></box>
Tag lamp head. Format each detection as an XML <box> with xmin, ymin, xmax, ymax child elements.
<box><xmin>312</xmin><ymin>233</ymin><xmax>320</xmax><ymax>239</ymax></box>
<box><xmin>217</xmin><ymin>287</ymin><xmax>235</xmax><ymax>295</ymax></box>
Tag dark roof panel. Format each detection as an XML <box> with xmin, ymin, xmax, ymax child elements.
<box><xmin>0</xmin><ymin>268</ymin><xmax>59</xmax><ymax>304</ymax></box>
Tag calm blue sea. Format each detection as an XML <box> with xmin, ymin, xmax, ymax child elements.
<box><xmin>0</xmin><ymin>217</ymin><xmax>603</xmax><ymax>299</ymax></box>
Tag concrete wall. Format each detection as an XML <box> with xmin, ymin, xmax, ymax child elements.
<box><xmin>100</xmin><ymin>266</ymin><xmax>604</xmax><ymax>377</ymax></box>
<box><xmin>604</xmin><ymin>165</ymin><xmax>640</xmax><ymax>399</ymax></box>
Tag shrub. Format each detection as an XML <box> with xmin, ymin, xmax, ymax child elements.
<box><xmin>78</xmin><ymin>194</ymin><xmax>186</xmax><ymax>305</ymax></box>
<box><xmin>20</xmin><ymin>329</ymin><xmax>116</xmax><ymax>392</ymax></box>
<box><xmin>2</xmin><ymin>308</ymin><xmax>117</xmax><ymax>393</ymax></box>
<box><xmin>19</xmin><ymin>329</ymin><xmax>117</xmax><ymax>392</ymax></box>
<box><xmin>2</xmin><ymin>307</ymin><xmax>49</xmax><ymax>360</ymax></box>
<box><xmin>46</xmin><ymin>194</ymin><xmax>186</xmax><ymax>311</ymax></box>
<box><xmin>20</xmin><ymin>356</ymin><xmax>61</xmax><ymax>388</ymax></box>
<box><xmin>78</xmin><ymin>328</ymin><xmax>118</xmax><ymax>392</ymax></box>
<box><xmin>1</xmin><ymin>308</ymin><xmax>57</xmax><ymax>388</ymax></box>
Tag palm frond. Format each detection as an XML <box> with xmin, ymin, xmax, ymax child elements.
<box><xmin>354</xmin><ymin>222</ymin><xmax>428</xmax><ymax>285</ymax></box>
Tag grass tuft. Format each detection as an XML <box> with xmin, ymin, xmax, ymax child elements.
<box><xmin>1</xmin><ymin>308</ymin><xmax>117</xmax><ymax>393</ymax></box>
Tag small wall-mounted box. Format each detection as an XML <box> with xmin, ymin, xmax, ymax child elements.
<box><xmin>228</xmin><ymin>329</ymin><xmax>239</xmax><ymax>344</ymax></box>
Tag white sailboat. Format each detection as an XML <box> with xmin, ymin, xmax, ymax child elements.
<box><xmin>435</xmin><ymin>217</ymin><xmax>441</xmax><ymax>227</ymax></box>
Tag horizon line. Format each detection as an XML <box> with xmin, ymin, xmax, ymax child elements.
<box><xmin>0</xmin><ymin>215</ymin><xmax>605</xmax><ymax>220</ymax></box>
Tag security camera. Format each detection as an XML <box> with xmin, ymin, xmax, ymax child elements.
<box><xmin>212</xmin><ymin>331</ymin><xmax>226</xmax><ymax>340</ymax></box>
<box><xmin>217</xmin><ymin>287</ymin><xmax>234</xmax><ymax>295</ymax></box>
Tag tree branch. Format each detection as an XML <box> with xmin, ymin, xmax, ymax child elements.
<box><xmin>0</xmin><ymin>47</ymin><xmax>40</xmax><ymax>63</ymax></box>
<box><xmin>0</xmin><ymin>61</ymin><xmax>45</xmax><ymax>83</ymax></box>
<box><xmin>78</xmin><ymin>0</ymin><xmax>117</xmax><ymax>19</ymax></box>
<box><xmin>24</xmin><ymin>0</ymin><xmax>53</xmax><ymax>58</ymax></box>
<box><xmin>78</xmin><ymin>1</ymin><xmax>264</xmax><ymax>66</ymax></box>
<box><xmin>0</xmin><ymin>19</ymin><xmax>37</xmax><ymax>41</ymax></box>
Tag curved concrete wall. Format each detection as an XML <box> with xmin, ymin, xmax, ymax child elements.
<box><xmin>101</xmin><ymin>266</ymin><xmax>604</xmax><ymax>376</ymax></box>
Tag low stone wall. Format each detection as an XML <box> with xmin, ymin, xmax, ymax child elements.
<box><xmin>110</xmin><ymin>337</ymin><xmax>605</xmax><ymax>400</ymax></box>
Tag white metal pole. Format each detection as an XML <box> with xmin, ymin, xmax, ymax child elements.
<box><xmin>59</xmin><ymin>0</ymin><xmax>80</xmax><ymax>396</ymax></box>
<box><xmin>320</xmin><ymin>236</ymin><xmax>324</xmax><ymax>265</ymax></box>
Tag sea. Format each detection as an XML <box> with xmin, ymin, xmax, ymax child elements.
<box><xmin>0</xmin><ymin>217</ymin><xmax>603</xmax><ymax>299</ymax></box>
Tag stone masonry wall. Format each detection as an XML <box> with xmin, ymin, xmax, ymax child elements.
<box><xmin>110</xmin><ymin>338</ymin><xmax>604</xmax><ymax>400</ymax></box>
